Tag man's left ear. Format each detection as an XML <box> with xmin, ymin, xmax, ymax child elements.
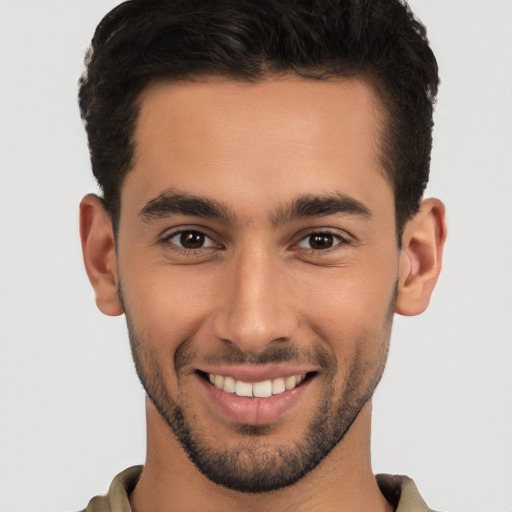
<box><xmin>396</xmin><ymin>198</ymin><xmax>447</xmax><ymax>316</ymax></box>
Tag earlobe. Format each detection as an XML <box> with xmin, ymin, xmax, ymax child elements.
<box><xmin>396</xmin><ymin>198</ymin><xmax>447</xmax><ymax>316</ymax></box>
<box><xmin>79</xmin><ymin>194</ymin><xmax>124</xmax><ymax>316</ymax></box>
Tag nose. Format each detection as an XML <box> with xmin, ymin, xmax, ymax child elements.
<box><xmin>211</xmin><ymin>246</ymin><xmax>298</xmax><ymax>354</ymax></box>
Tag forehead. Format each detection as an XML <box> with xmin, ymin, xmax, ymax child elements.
<box><xmin>126</xmin><ymin>76</ymin><xmax>392</xmax><ymax>219</ymax></box>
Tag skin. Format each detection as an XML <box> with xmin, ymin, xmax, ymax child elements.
<box><xmin>80</xmin><ymin>76</ymin><xmax>446</xmax><ymax>512</ymax></box>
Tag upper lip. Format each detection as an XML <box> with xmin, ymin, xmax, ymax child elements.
<box><xmin>196</xmin><ymin>364</ymin><xmax>316</xmax><ymax>382</ymax></box>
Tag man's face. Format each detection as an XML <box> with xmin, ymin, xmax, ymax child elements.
<box><xmin>117</xmin><ymin>77</ymin><xmax>399</xmax><ymax>492</ymax></box>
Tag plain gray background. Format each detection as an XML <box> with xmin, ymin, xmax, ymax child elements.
<box><xmin>1</xmin><ymin>1</ymin><xmax>511</xmax><ymax>511</ymax></box>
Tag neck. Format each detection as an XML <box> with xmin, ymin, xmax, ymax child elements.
<box><xmin>130</xmin><ymin>400</ymin><xmax>392</xmax><ymax>512</ymax></box>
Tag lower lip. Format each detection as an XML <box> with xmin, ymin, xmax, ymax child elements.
<box><xmin>198</xmin><ymin>375</ymin><xmax>313</xmax><ymax>425</ymax></box>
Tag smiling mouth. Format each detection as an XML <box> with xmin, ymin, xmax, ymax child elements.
<box><xmin>197</xmin><ymin>371</ymin><xmax>316</xmax><ymax>398</ymax></box>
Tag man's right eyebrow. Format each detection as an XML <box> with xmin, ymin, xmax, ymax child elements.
<box><xmin>139</xmin><ymin>191</ymin><xmax>233</xmax><ymax>223</ymax></box>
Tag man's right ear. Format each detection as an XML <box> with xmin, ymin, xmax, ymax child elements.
<box><xmin>79</xmin><ymin>194</ymin><xmax>124</xmax><ymax>316</ymax></box>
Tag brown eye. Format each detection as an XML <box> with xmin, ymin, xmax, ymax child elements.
<box><xmin>180</xmin><ymin>231</ymin><xmax>205</xmax><ymax>249</ymax></box>
<box><xmin>298</xmin><ymin>232</ymin><xmax>346</xmax><ymax>251</ymax></box>
<box><xmin>309</xmin><ymin>234</ymin><xmax>334</xmax><ymax>250</ymax></box>
<box><xmin>167</xmin><ymin>230</ymin><xmax>216</xmax><ymax>250</ymax></box>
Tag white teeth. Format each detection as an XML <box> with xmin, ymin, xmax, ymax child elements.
<box><xmin>214</xmin><ymin>374</ymin><xmax>224</xmax><ymax>389</ymax></box>
<box><xmin>285</xmin><ymin>375</ymin><xmax>297</xmax><ymax>390</ymax></box>
<box><xmin>208</xmin><ymin>373</ymin><xmax>307</xmax><ymax>397</ymax></box>
<box><xmin>235</xmin><ymin>380</ymin><xmax>253</xmax><ymax>397</ymax></box>
<box><xmin>253</xmin><ymin>380</ymin><xmax>272</xmax><ymax>398</ymax></box>
<box><xmin>223</xmin><ymin>376</ymin><xmax>236</xmax><ymax>393</ymax></box>
<box><xmin>272</xmin><ymin>377</ymin><xmax>286</xmax><ymax>394</ymax></box>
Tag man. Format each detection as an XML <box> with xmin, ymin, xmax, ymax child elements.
<box><xmin>78</xmin><ymin>0</ymin><xmax>446</xmax><ymax>510</ymax></box>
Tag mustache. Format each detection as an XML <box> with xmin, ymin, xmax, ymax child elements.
<box><xmin>175</xmin><ymin>340</ymin><xmax>332</xmax><ymax>370</ymax></box>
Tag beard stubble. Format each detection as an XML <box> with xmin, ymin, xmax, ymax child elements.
<box><xmin>122</xmin><ymin>282</ymin><xmax>396</xmax><ymax>493</ymax></box>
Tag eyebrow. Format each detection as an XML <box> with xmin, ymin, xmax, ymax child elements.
<box><xmin>271</xmin><ymin>193</ymin><xmax>372</xmax><ymax>225</ymax></box>
<box><xmin>139</xmin><ymin>190</ymin><xmax>234</xmax><ymax>223</ymax></box>
<box><xmin>139</xmin><ymin>189</ymin><xmax>371</xmax><ymax>225</ymax></box>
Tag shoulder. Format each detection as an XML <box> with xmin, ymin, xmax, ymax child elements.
<box><xmin>81</xmin><ymin>466</ymin><xmax>143</xmax><ymax>512</ymax></box>
<box><xmin>376</xmin><ymin>474</ymin><xmax>440</xmax><ymax>512</ymax></box>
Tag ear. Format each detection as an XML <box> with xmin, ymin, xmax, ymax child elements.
<box><xmin>396</xmin><ymin>198</ymin><xmax>447</xmax><ymax>316</ymax></box>
<box><xmin>79</xmin><ymin>194</ymin><xmax>124</xmax><ymax>316</ymax></box>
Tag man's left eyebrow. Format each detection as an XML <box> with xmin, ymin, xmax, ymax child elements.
<box><xmin>271</xmin><ymin>194</ymin><xmax>372</xmax><ymax>225</ymax></box>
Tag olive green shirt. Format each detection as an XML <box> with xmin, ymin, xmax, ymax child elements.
<box><xmin>82</xmin><ymin>466</ymin><xmax>436</xmax><ymax>511</ymax></box>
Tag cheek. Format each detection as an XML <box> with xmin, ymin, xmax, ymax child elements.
<box><xmin>119</xmin><ymin>236</ymin><xmax>398</xmax><ymax>361</ymax></box>
<box><xmin>295</xmin><ymin>258</ymin><xmax>397</xmax><ymax>357</ymax></box>
<box><xmin>120</xmin><ymin>262</ymin><xmax>219</xmax><ymax>351</ymax></box>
